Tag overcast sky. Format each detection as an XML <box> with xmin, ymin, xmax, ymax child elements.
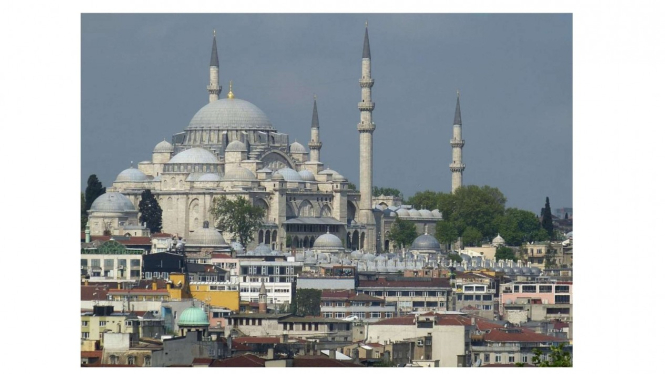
<box><xmin>81</xmin><ymin>13</ymin><xmax>572</xmax><ymax>215</ymax></box>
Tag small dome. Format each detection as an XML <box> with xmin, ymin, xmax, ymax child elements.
<box><xmin>226</xmin><ymin>140</ymin><xmax>247</xmax><ymax>152</ymax></box>
<box><xmin>298</xmin><ymin>169</ymin><xmax>316</xmax><ymax>181</ymax></box>
<box><xmin>168</xmin><ymin>148</ymin><xmax>220</xmax><ymax>164</ymax></box>
<box><xmin>187</xmin><ymin>224</ymin><xmax>227</xmax><ymax>247</ymax></box>
<box><xmin>197</xmin><ymin>173</ymin><xmax>223</xmax><ymax>182</ymax></box>
<box><xmin>271</xmin><ymin>172</ymin><xmax>284</xmax><ymax>181</ymax></box>
<box><xmin>289</xmin><ymin>141</ymin><xmax>307</xmax><ymax>154</ymax></box>
<box><xmin>115</xmin><ymin>167</ymin><xmax>149</xmax><ymax>183</ymax></box>
<box><xmin>313</xmin><ymin>233</ymin><xmax>344</xmax><ymax>250</ymax></box>
<box><xmin>492</xmin><ymin>233</ymin><xmax>506</xmax><ymax>246</ymax></box>
<box><xmin>395</xmin><ymin>208</ymin><xmax>410</xmax><ymax>217</ymax></box>
<box><xmin>410</xmin><ymin>233</ymin><xmax>441</xmax><ymax>251</ymax></box>
<box><xmin>275</xmin><ymin>168</ymin><xmax>303</xmax><ymax>182</ymax></box>
<box><xmin>332</xmin><ymin>173</ymin><xmax>346</xmax><ymax>182</ymax></box>
<box><xmin>257</xmin><ymin>167</ymin><xmax>273</xmax><ymax>174</ymax></box>
<box><xmin>408</xmin><ymin>209</ymin><xmax>421</xmax><ymax>217</ymax></box>
<box><xmin>154</xmin><ymin>140</ymin><xmax>174</xmax><ymax>153</ymax></box>
<box><xmin>223</xmin><ymin>167</ymin><xmax>256</xmax><ymax>181</ymax></box>
<box><xmin>419</xmin><ymin>209</ymin><xmax>433</xmax><ymax>218</ymax></box>
<box><xmin>319</xmin><ymin>168</ymin><xmax>338</xmax><ymax>175</ymax></box>
<box><xmin>361</xmin><ymin>253</ymin><xmax>376</xmax><ymax>261</ymax></box>
<box><xmin>350</xmin><ymin>250</ymin><xmax>363</xmax><ymax>260</ymax></box>
<box><xmin>254</xmin><ymin>243</ymin><xmax>272</xmax><ymax>255</ymax></box>
<box><xmin>178</xmin><ymin>306</ymin><xmax>209</xmax><ymax>327</ymax></box>
<box><xmin>90</xmin><ymin>192</ymin><xmax>136</xmax><ymax>212</ymax></box>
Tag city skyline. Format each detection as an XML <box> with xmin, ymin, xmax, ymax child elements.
<box><xmin>82</xmin><ymin>14</ymin><xmax>572</xmax><ymax>214</ymax></box>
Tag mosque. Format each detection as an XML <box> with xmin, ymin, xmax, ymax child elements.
<box><xmin>88</xmin><ymin>26</ymin><xmax>466</xmax><ymax>254</ymax></box>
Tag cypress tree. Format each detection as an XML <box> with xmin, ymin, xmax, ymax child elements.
<box><xmin>139</xmin><ymin>189</ymin><xmax>163</xmax><ymax>233</ymax></box>
<box><xmin>541</xmin><ymin>197</ymin><xmax>554</xmax><ymax>239</ymax></box>
<box><xmin>84</xmin><ymin>174</ymin><xmax>106</xmax><ymax>211</ymax></box>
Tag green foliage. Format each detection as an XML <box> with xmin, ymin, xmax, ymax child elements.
<box><xmin>81</xmin><ymin>193</ymin><xmax>88</xmax><ymax>230</ymax></box>
<box><xmin>448</xmin><ymin>253</ymin><xmax>463</xmax><ymax>263</ymax></box>
<box><xmin>435</xmin><ymin>220</ymin><xmax>458</xmax><ymax>248</ymax></box>
<box><xmin>439</xmin><ymin>185</ymin><xmax>506</xmax><ymax>240</ymax></box>
<box><xmin>372</xmin><ymin>360</ymin><xmax>396</xmax><ymax>367</ymax></box>
<box><xmin>387</xmin><ymin>217</ymin><xmax>418</xmax><ymax>249</ymax></box>
<box><xmin>495</xmin><ymin>208</ymin><xmax>548</xmax><ymax>246</ymax></box>
<box><xmin>494</xmin><ymin>245</ymin><xmax>516</xmax><ymax>261</ymax></box>
<box><xmin>544</xmin><ymin>243</ymin><xmax>558</xmax><ymax>268</ymax></box>
<box><xmin>291</xmin><ymin>289</ymin><xmax>322</xmax><ymax>316</ymax></box>
<box><xmin>138</xmin><ymin>189</ymin><xmax>163</xmax><ymax>234</ymax></box>
<box><xmin>540</xmin><ymin>197</ymin><xmax>554</xmax><ymax>239</ymax></box>
<box><xmin>347</xmin><ymin>182</ymin><xmax>357</xmax><ymax>191</ymax></box>
<box><xmin>84</xmin><ymin>174</ymin><xmax>106</xmax><ymax>211</ymax></box>
<box><xmin>406</xmin><ymin>190</ymin><xmax>441</xmax><ymax>210</ymax></box>
<box><xmin>462</xmin><ymin>226</ymin><xmax>483</xmax><ymax>246</ymax></box>
<box><xmin>532</xmin><ymin>344</ymin><xmax>572</xmax><ymax>367</ymax></box>
<box><xmin>286</xmin><ymin>235</ymin><xmax>293</xmax><ymax>248</ymax></box>
<box><xmin>373</xmin><ymin>186</ymin><xmax>402</xmax><ymax>198</ymax></box>
<box><xmin>210</xmin><ymin>196</ymin><xmax>266</xmax><ymax>247</ymax></box>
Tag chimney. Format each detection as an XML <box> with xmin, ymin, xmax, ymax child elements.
<box><xmin>84</xmin><ymin>279</ymin><xmax>89</xmax><ymax>286</ymax></box>
<box><xmin>152</xmin><ymin>280</ymin><xmax>157</xmax><ymax>290</ymax></box>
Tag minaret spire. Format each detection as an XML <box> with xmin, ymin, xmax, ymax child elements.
<box><xmin>207</xmin><ymin>30</ymin><xmax>222</xmax><ymax>102</ymax></box>
<box><xmin>358</xmin><ymin>24</ymin><xmax>377</xmax><ymax>252</ymax></box>
<box><xmin>308</xmin><ymin>94</ymin><xmax>322</xmax><ymax>163</ymax></box>
<box><xmin>450</xmin><ymin>90</ymin><xmax>466</xmax><ymax>192</ymax></box>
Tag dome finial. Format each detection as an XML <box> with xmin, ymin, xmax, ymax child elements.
<box><xmin>227</xmin><ymin>80</ymin><xmax>234</xmax><ymax>99</ymax></box>
<box><xmin>457</xmin><ymin>89</ymin><xmax>460</xmax><ymax>98</ymax></box>
<box><xmin>213</xmin><ymin>29</ymin><xmax>216</xmax><ymax>37</ymax></box>
<box><xmin>130</xmin><ymin>160</ymin><xmax>133</xmax><ymax>168</ymax></box>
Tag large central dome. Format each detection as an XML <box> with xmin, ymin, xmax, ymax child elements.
<box><xmin>188</xmin><ymin>98</ymin><xmax>274</xmax><ymax>131</ymax></box>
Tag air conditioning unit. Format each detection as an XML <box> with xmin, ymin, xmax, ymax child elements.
<box><xmin>417</xmin><ymin>340</ymin><xmax>424</xmax><ymax>347</ymax></box>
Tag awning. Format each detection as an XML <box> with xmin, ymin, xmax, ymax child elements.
<box><xmin>284</xmin><ymin>217</ymin><xmax>345</xmax><ymax>225</ymax></box>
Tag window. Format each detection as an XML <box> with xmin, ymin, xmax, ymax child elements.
<box><xmin>81</xmin><ymin>259</ymin><xmax>88</xmax><ymax>267</ymax></box>
<box><xmin>555</xmin><ymin>295</ymin><xmax>571</xmax><ymax>304</ymax></box>
<box><xmin>118</xmin><ymin>259</ymin><xmax>127</xmax><ymax>268</ymax></box>
<box><xmin>145</xmin><ymin>272</ymin><xmax>152</xmax><ymax>279</ymax></box>
<box><xmin>484</xmin><ymin>354</ymin><xmax>490</xmax><ymax>363</ymax></box>
<box><xmin>370</xmin><ymin>312</ymin><xmax>381</xmax><ymax>318</ymax></box>
<box><xmin>82</xmin><ymin>332</ymin><xmax>89</xmax><ymax>339</ymax></box>
<box><xmin>522</xmin><ymin>356</ymin><xmax>528</xmax><ymax>363</ymax></box>
<box><xmin>335</xmin><ymin>313</ymin><xmax>345</xmax><ymax>318</ymax></box>
<box><xmin>82</xmin><ymin>321</ymin><xmax>88</xmax><ymax>327</ymax></box>
<box><xmin>261</xmin><ymin>266</ymin><xmax>268</xmax><ymax>275</ymax></box>
<box><xmin>336</xmin><ymin>302</ymin><xmax>345</xmax><ymax>307</ymax></box>
<box><xmin>483</xmin><ymin>295</ymin><xmax>493</xmax><ymax>301</ymax></box>
<box><xmin>513</xmin><ymin>285</ymin><xmax>519</xmax><ymax>292</ymax></box>
<box><xmin>483</xmin><ymin>305</ymin><xmax>492</xmax><ymax>310</ymax></box>
<box><xmin>508</xmin><ymin>356</ymin><xmax>515</xmax><ymax>363</ymax></box>
<box><xmin>109</xmin><ymin>355</ymin><xmax>119</xmax><ymax>365</ymax></box>
<box><xmin>539</xmin><ymin>285</ymin><xmax>553</xmax><ymax>293</ymax></box>
<box><xmin>274</xmin><ymin>267</ymin><xmax>280</xmax><ymax>275</ymax></box>
<box><xmin>385</xmin><ymin>312</ymin><xmax>393</xmax><ymax>318</ymax></box>
<box><xmin>104</xmin><ymin>259</ymin><xmax>114</xmax><ymax>268</ymax></box>
<box><xmin>130</xmin><ymin>259</ymin><xmax>140</xmax><ymax>267</ymax></box>
<box><xmin>162</xmin><ymin>272</ymin><xmax>169</xmax><ymax>280</ymax></box>
<box><xmin>91</xmin><ymin>259</ymin><xmax>101</xmax><ymax>267</ymax></box>
<box><xmin>99</xmin><ymin>321</ymin><xmax>106</xmax><ymax>327</ymax></box>
<box><xmin>128</xmin><ymin>356</ymin><xmax>136</xmax><ymax>365</ymax></box>
<box><xmin>537</xmin><ymin>249</ymin><xmax>543</xmax><ymax>254</ymax></box>
<box><xmin>323</xmin><ymin>312</ymin><xmax>333</xmax><ymax>318</ymax></box>
<box><xmin>522</xmin><ymin>285</ymin><xmax>537</xmax><ymax>293</ymax></box>
<box><xmin>555</xmin><ymin>285</ymin><xmax>570</xmax><ymax>293</ymax></box>
<box><xmin>495</xmin><ymin>355</ymin><xmax>501</xmax><ymax>363</ymax></box>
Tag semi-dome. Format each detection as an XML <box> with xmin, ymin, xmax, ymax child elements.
<box><xmin>178</xmin><ymin>306</ymin><xmax>209</xmax><ymax>327</ymax></box>
<box><xmin>187</xmin><ymin>223</ymin><xmax>227</xmax><ymax>247</ymax></box>
<box><xmin>298</xmin><ymin>169</ymin><xmax>316</xmax><ymax>181</ymax></box>
<box><xmin>188</xmin><ymin>98</ymin><xmax>274</xmax><ymax>131</ymax></box>
<box><xmin>197</xmin><ymin>173</ymin><xmax>223</xmax><ymax>182</ymax></box>
<box><xmin>115</xmin><ymin>167</ymin><xmax>150</xmax><ymax>182</ymax></box>
<box><xmin>226</xmin><ymin>140</ymin><xmax>247</xmax><ymax>152</ymax></box>
<box><xmin>168</xmin><ymin>147</ymin><xmax>220</xmax><ymax>164</ymax></box>
<box><xmin>313</xmin><ymin>233</ymin><xmax>344</xmax><ymax>250</ymax></box>
<box><xmin>289</xmin><ymin>141</ymin><xmax>307</xmax><ymax>154</ymax></box>
<box><xmin>90</xmin><ymin>192</ymin><xmax>136</xmax><ymax>212</ymax></box>
<box><xmin>154</xmin><ymin>140</ymin><xmax>174</xmax><ymax>153</ymax></box>
<box><xmin>275</xmin><ymin>168</ymin><xmax>303</xmax><ymax>182</ymax></box>
<box><xmin>410</xmin><ymin>233</ymin><xmax>441</xmax><ymax>251</ymax></box>
<box><xmin>223</xmin><ymin>167</ymin><xmax>256</xmax><ymax>181</ymax></box>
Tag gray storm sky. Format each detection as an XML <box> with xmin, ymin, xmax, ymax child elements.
<box><xmin>81</xmin><ymin>13</ymin><xmax>572</xmax><ymax>215</ymax></box>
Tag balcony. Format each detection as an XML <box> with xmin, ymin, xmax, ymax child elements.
<box><xmin>470</xmin><ymin>345</ymin><xmax>520</xmax><ymax>353</ymax></box>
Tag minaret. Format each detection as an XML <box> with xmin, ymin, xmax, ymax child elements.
<box><xmin>308</xmin><ymin>95</ymin><xmax>322</xmax><ymax>163</ymax></box>
<box><xmin>449</xmin><ymin>91</ymin><xmax>465</xmax><ymax>192</ymax></box>
<box><xmin>258</xmin><ymin>280</ymin><xmax>267</xmax><ymax>314</ymax></box>
<box><xmin>358</xmin><ymin>22</ymin><xmax>377</xmax><ymax>252</ymax></box>
<box><xmin>207</xmin><ymin>30</ymin><xmax>222</xmax><ymax>103</ymax></box>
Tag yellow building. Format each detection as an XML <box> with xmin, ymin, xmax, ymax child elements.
<box><xmin>167</xmin><ymin>273</ymin><xmax>240</xmax><ymax>312</ymax></box>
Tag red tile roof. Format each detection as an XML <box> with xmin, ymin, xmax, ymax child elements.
<box><xmin>371</xmin><ymin>316</ymin><xmax>415</xmax><ymax>326</ymax></box>
<box><xmin>212</xmin><ymin>253</ymin><xmax>232</xmax><ymax>259</ymax></box>
<box><xmin>365</xmin><ymin>342</ymin><xmax>383</xmax><ymax>348</ymax></box>
<box><xmin>211</xmin><ymin>354</ymin><xmax>266</xmax><ymax>367</ymax></box>
<box><xmin>108</xmin><ymin>289</ymin><xmax>169</xmax><ymax>295</ymax></box>
<box><xmin>192</xmin><ymin>358</ymin><xmax>215</xmax><ymax>366</ymax></box>
<box><xmin>232</xmin><ymin>341</ymin><xmax>253</xmax><ymax>351</ymax></box>
<box><xmin>80</xmin><ymin>351</ymin><xmax>103</xmax><ymax>358</ymax></box>
<box><xmin>234</xmin><ymin>337</ymin><xmax>280</xmax><ymax>344</ymax></box>
<box><xmin>81</xmin><ymin>285</ymin><xmax>110</xmax><ymax>301</ymax></box>
<box><xmin>293</xmin><ymin>356</ymin><xmax>364</xmax><ymax>367</ymax></box>
<box><xmin>482</xmin><ymin>327</ymin><xmax>566</xmax><ymax>343</ymax></box>
<box><xmin>152</xmin><ymin>233</ymin><xmax>174</xmax><ymax>238</ymax></box>
<box><xmin>434</xmin><ymin>314</ymin><xmax>474</xmax><ymax>326</ymax></box>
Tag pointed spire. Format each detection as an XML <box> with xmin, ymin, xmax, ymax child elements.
<box><xmin>227</xmin><ymin>80</ymin><xmax>234</xmax><ymax>99</ymax></box>
<box><xmin>454</xmin><ymin>91</ymin><xmax>462</xmax><ymax>126</ymax></box>
<box><xmin>311</xmin><ymin>95</ymin><xmax>319</xmax><ymax>128</ymax></box>
<box><xmin>210</xmin><ymin>30</ymin><xmax>219</xmax><ymax>67</ymax></box>
<box><xmin>362</xmin><ymin>23</ymin><xmax>371</xmax><ymax>59</ymax></box>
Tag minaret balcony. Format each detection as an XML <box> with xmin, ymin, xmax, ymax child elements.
<box><xmin>450</xmin><ymin>139</ymin><xmax>465</xmax><ymax>147</ymax></box>
<box><xmin>308</xmin><ymin>141</ymin><xmax>322</xmax><ymax>149</ymax></box>
<box><xmin>358</xmin><ymin>102</ymin><xmax>375</xmax><ymax>111</ymax></box>
<box><xmin>357</xmin><ymin>122</ymin><xmax>376</xmax><ymax>132</ymax></box>
<box><xmin>449</xmin><ymin>163</ymin><xmax>466</xmax><ymax>172</ymax></box>
<box><xmin>359</xmin><ymin>78</ymin><xmax>374</xmax><ymax>88</ymax></box>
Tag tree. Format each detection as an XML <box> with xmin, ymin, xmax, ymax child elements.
<box><xmin>438</xmin><ymin>185</ymin><xmax>506</xmax><ymax>240</ymax></box>
<box><xmin>286</xmin><ymin>235</ymin><xmax>293</xmax><ymax>248</ymax></box>
<box><xmin>544</xmin><ymin>243</ymin><xmax>558</xmax><ymax>268</ymax></box>
<box><xmin>494</xmin><ymin>245</ymin><xmax>516</xmax><ymax>261</ymax></box>
<box><xmin>448</xmin><ymin>253</ymin><xmax>463</xmax><ymax>263</ymax></box>
<box><xmin>84</xmin><ymin>174</ymin><xmax>106</xmax><ymax>211</ymax></box>
<box><xmin>210</xmin><ymin>196</ymin><xmax>266</xmax><ymax>247</ymax></box>
<box><xmin>347</xmin><ymin>182</ymin><xmax>357</xmax><ymax>191</ymax></box>
<box><xmin>541</xmin><ymin>197</ymin><xmax>554</xmax><ymax>239</ymax></box>
<box><xmin>462</xmin><ymin>226</ymin><xmax>483</xmax><ymax>247</ymax></box>
<box><xmin>373</xmin><ymin>186</ymin><xmax>402</xmax><ymax>198</ymax></box>
<box><xmin>81</xmin><ymin>193</ymin><xmax>88</xmax><ymax>230</ymax></box>
<box><xmin>387</xmin><ymin>217</ymin><xmax>417</xmax><ymax>249</ymax></box>
<box><xmin>531</xmin><ymin>344</ymin><xmax>572</xmax><ymax>367</ymax></box>
<box><xmin>434</xmin><ymin>220</ymin><xmax>458</xmax><ymax>250</ymax></box>
<box><xmin>406</xmin><ymin>190</ymin><xmax>441</xmax><ymax>210</ymax></box>
<box><xmin>291</xmin><ymin>289</ymin><xmax>322</xmax><ymax>316</ymax></box>
<box><xmin>495</xmin><ymin>208</ymin><xmax>548</xmax><ymax>246</ymax></box>
<box><xmin>564</xmin><ymin>212</ymin><xmax>568</xmax><ymax>220</ymax></box>
<box><xmin>138</xmin><ymin>189</ymin><xmax>163</xmax><ymax>233</ymax></box>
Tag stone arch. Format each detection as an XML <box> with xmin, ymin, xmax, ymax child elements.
<box><xmin>360</xmin><ymin>232</ymin><xmax>366</xmax><ymax>250</ymax></box>
<box><xmin>347</xmin><ymin>201</ymin><xmax>357</xmax><ymax>222</ymax></box>
<box><xmin>309</xmin><ymin>236</ymin><xmax>315</xmax><ymax>248</ymax></box>
<box><xmin>170</xmin><ymin>177</ymin><xmax>176</xmax><ymax>190</ymax></box>
<box><xmin>347</xmin><ymin>232</ymin><xmax>352</xmax><ymax>249</ymax></box>
<box><xmin>265</xmin><ymin>231</ymin><xmax>271</xmax><ymax>244</ymax></box>
<box><xmin>298</xmin><ymin>200</ymin><xmax>314</xmax><ymax>217</ymax></box>
<box><xmin>167</xmin><ymin>197</ymin><xmax>173</xmax><ymax>211</ymax></box>
<box><xmin>320</xmin><ymin>204</ymin><xmax>332</xmax><ymax>218</ymax></box>
<box><xmin>259</xmin><ymin>150</ymin><xmax>296</xmax><ymax>170</ymax></box>
<box><xmin>351</xmin><ymin>231</ymin><xmax>359</xmax><ymax>250</ymax></box>
<box><xmin>272</xmin><ymin>230</ymin><xmax>278</xmax><ymax>244</ymax></box>
<box><xmin>286</xmin><ymin>204</ymin><xmax>296</xmax><ymax>219</ymax></box>
<box><xmin>378</xmin><ymin>202</ymin><xmax>388</xmax><ymax>210</ymax></box>
<box><xmin>189</xmin><ymin>198</ymin><xmax>200</xmax><ymax>231</ymax></box>
<box><xmin>178</xmin><ymin>179</ymin><xmax>184</xmax><ymax>189</ymax></box>
<box><xmin>258</xmin><ymin>230</ymin><xmax>264</xmax><ymax>244</ymax></box>
<box><xmin>254</xmin><ymin>198</ymin><xmax>270</xmax><ymax>221</ymax></box>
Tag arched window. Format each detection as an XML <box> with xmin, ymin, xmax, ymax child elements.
<box><xmin>320</xmin><ymin>205</ymin><xmax>332</xmax><ymax>217</ymax></box>
<box><xmin>299</xmin><ymin>200</ymin><xmax>314</xmax><ymax>217</ymax></box>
